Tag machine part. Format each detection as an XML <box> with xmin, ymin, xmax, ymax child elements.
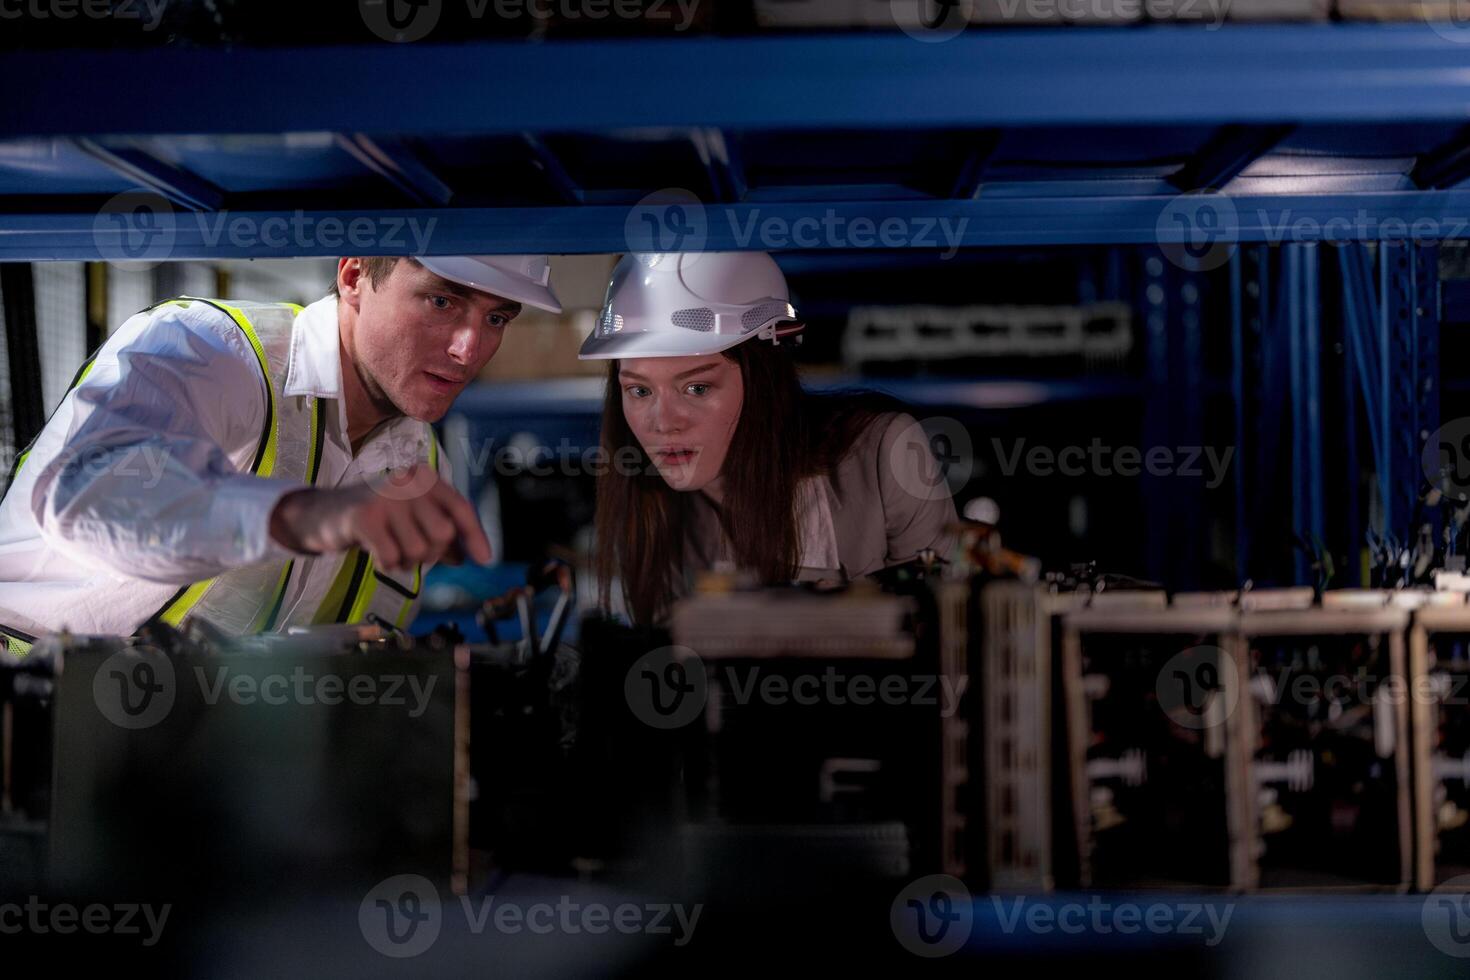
<box><xmin>1254</xmin><ymin>750</ymin><xmax>1315</xmax><ymax>793</ymax></box>
<box><xmin>36</xmin><ymin>624</ymin><xmax>470</xmax><ymax>901</ymax></box>
<box><xmin>1087</xmin><ymin>749</ymin><xmax>1148</xmax><ymax>787</ymax></box>
<box><xmin>842</xmin><ymin>302</ymin><xmax>1132</xmax><ymax>370</ymax></box>
<box><xmin>516</xmin><ymin>590</ymin><xmax>536</xmax><ymax>659</ymax></box>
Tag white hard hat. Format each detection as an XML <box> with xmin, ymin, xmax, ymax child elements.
<box><xmin>577</xmin><ymin>252</ymin><xmax>804</xmax><ymax>359</ymax></box>
<box><xmin>416</xmin><ymin>255</ymin><xmax>563</xmax><ymax>313</ymax></box>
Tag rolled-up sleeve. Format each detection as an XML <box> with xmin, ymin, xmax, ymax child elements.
<box><xmin>29</xmin><ymin>307</ymin><xmax>307</xmax><ymax>585</ymax></box>
<box><xmin>876</xmin><ymin>412</ymin><xmax>960</xmax><ymax>564</ymax></box>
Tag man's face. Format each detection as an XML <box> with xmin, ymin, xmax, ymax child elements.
<box><xmin>619</xmin><ymin>354</ymin><xmax>744</xmax><ymax>497</ymax></box>
<box><xmin>342</xmin><ymin>258</ymin><xmax>521</xmax><ymax>422</ymax></box>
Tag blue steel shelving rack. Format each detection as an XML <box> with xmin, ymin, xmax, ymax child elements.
<box><xmin>0</xmin><ymin>23</ymin><xmax>1464</xmax><ymax>588</ymax></box>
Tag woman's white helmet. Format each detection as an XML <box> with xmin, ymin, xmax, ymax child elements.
<box><xmin>577</xmin><ymin>251</ymin><xmax>804</xmax><ymax>359</ymax></box>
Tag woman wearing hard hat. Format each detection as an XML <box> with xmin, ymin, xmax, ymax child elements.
<box><xmin>579</xmin><ymin>251</ymin><xmax>958</xmax><ymax>625</ymax></box>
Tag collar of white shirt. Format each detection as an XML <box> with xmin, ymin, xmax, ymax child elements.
<box><xmin>281</xmin><ymin>294</ymin><xmax>434</xmax><ymax>468</ymax></box>
<box><xmin>282</xmin><ymin>295</ymin><xmax>356</xmax><ymax>447</ymax></box>
<box><xmin>284</xmin><ymin>295</ymin><xmax>342</xmax><ymax>401</ymax></box>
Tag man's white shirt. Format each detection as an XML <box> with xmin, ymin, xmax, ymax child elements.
<box><xmin>0</xmin><ymin>295</ymin><xmax>452</xmax><ymax>636</ymax></box>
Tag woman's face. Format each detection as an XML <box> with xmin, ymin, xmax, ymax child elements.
<box><xmin>619</xmin><ymin>354</ymin><xmax>745</xmax><ymax>499</ymax></box>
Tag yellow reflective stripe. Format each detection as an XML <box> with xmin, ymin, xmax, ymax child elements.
<box><xmin>2</xmin><ymin>632</ymin><xmax>33</xmax><ymax>657</ymax></box>
<box><xmin>148</xmin><ymin>298</ymin><xmax>280</xmax><ymax>630</ymax></box>
<box><xmin>379</xmin><ymin>429</ymin><xmax>437</xmax><ymax>629</ymax></box>
<box><xmin>307</xmin><ymin>428</ymin><xmax>437</xmax><ymax>629</ymax></box>
<box><xmin>182</xmin><ymin>297</ymin><xmax>280</xmax><ymax>478</ymax></box>
<box><xmin>6</xmin><ymin>345</ymin><xmax>105</xmax><ymax>486</ymax></box>
<box><xmin>312</xmin><ymin>548</ymin><xmax>363</xmax><ymax>625</ymax></box>
<box><xmin>338</xmin><ymin>430</ymin><xmax>437</xmax><ymax>628</ymax></box>
<box><xmin>394</xmin><ymin>564</ymin><xmax>423</xmax><ymax>630</ymax></box>
<box><xmin>247</xmin><ymin>563</ymin><xmax>294</xmax><ymax>634</ymax></box>
<box><xmin>346</xmin><ymin>556</ymin><xmax>379</xmax><ymax>624</ymax></box>
<box><xmin>158</xmin><ymin>580</ymin><xmax>215</xmax><ymax>627</ymax></box>
<box><xmin>253</xmin><ymin>398</ymin><xmax>324</xmax><ymax>633</ymax></box>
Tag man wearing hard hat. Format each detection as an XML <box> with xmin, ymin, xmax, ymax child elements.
<box><xmin>0</xmin><ymin>255</ymin><xmax>562</xmax><ymax>649</ymax></box>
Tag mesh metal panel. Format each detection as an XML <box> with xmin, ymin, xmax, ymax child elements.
<box><xmin>741</xmin><ymin>301</ymin><xmax>790</xmax><ymax>332</ymax></box>
<box><xmin>107</xmin><ymin>267</ymin><xmax>155</xmax><ymax>328</ymax></box>
<box><xmin>0</xmin><ymin>280</ymin><xmax>10</xmax><ymax>477</ymax></box>
<box><xmin>671</xmin><ymin>307</ymin><xmax>715</xmax><ymax>332</ymax></box>
<box><xmin>34</xmin><ymin>263</ymin><xmax>86</xmax><ymax>415</ymax></box>
<box><xmin>180</xmin><ymin>262</ymin><xmax>216</xmax><ymax>297</ymax></box>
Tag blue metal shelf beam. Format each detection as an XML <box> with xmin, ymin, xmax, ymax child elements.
<box><xmin>452</xmin><ymin>374</ymin><xmax>1142</xmax><ymax>417</ymax></box>
<box><xmin>689</xmin><ymin>128</ymin><xmax>747</xmax><ymax>204</ymax></box>
<box><xmin>519</xmin><ymin>133</ymin><xmax>584</xmax><ymax>205</ymax></box>
<box><xmin>1169</xmin><ymin>124</ymin><xmax>1294</xmax><ymax>192</ymax></box>
<box><xmin>1409</xmin><ymin>125</ymin><xmax>1470</xmax><ymax>189</ymax></box>
<box><xmin>6</xmin><ymin>27</ymin><xmax>1470</xmax><ymax>137</ymax></box>
<box><xmin>1286</xmin><ymin>243</ymin><xmax>1325</xmax><ymax>583</ymax></box>
<box><xmin>71</xmin><ymin>138</ymin><xmax>224</xmax><ymax>212</ymax></box>
<box><xmin>14</xmin><ymin>191</ymin><xmax>1470</xmax><ymax>260</ymax></box>
<box><xmin>331</xmin><ymin>134</ymin><xmax>456</xmax><ymax>207</ymax></box>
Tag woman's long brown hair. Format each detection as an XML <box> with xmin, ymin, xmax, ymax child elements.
<box><xmin>593</xmin><ymin>339</ymin><xmax>895</xmax><ymax>624</ymax></box>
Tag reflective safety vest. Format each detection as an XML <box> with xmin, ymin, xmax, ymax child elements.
<box><xmin>1</xmin><ymin>296</ymin><xmax>441</xmax><ymax>645</ymax></box>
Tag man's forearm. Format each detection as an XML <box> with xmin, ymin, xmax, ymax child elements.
<box><xmin>32</xmin><ymin>434</ymin><xmax>307</xmax><ymax>584</ymax></box>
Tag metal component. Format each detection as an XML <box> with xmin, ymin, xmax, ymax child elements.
<box><xmin>1</xmin><ymin>263</ymin><xmax>43</xmax><ymax>454</ymax></box>
<box><xmin>72</xmin><ymin>137</ymin><xmax>224</xmax><ymax>211</ymax></box>
<box><xmin>12</xmin><ymin>30</ymin><xmax>1470</xmax><ymax>138</ymax></box>
<box><xmin>843</xmin><ymin>302</ymin><xmax>1131</xmax><ymax>370</ymax></box>
<box><xmin>332</xmin><ymin>133</ymin><xmax>455</xmax><ymax>207</ymax></box>
<box><xmin>516</xmin><ymin>589</ymin><xmax>535</xmax><ymax>660</ymax></box>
